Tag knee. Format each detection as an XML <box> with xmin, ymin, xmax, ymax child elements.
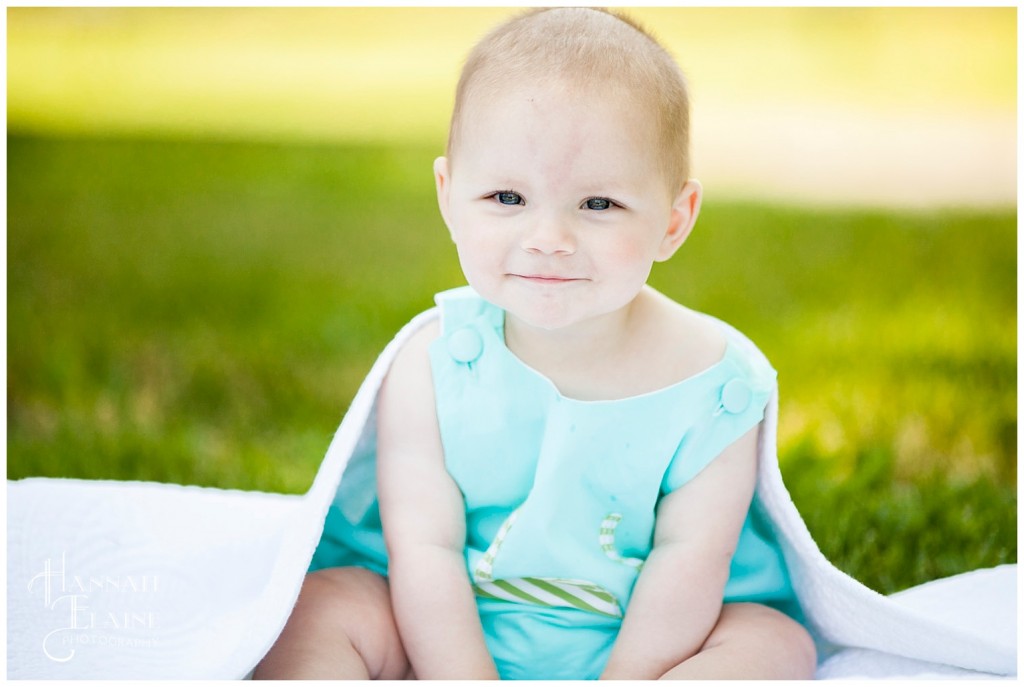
<box><xmin>256</xmin><ymin>567</ymin><xmax>406</xmax><ymax>679</ymax></box>
<box><xmin>292</xmin><ymin>567</ymin><xmax>406</xmax><ymax>674</ymax></box>
<box><xmin>706</xmin><ymin>603</ymin><xmax>817</xmax><ymax>678</ymax></box>
<box><xmin>297</xmin><ymin>567</ymin><xmax>393</xmax><ymax>633</ymax></box>
<box><xmin>301</xmin><ymin>566</ymin><xmax>388</xmax><ymax>601</ymax></box>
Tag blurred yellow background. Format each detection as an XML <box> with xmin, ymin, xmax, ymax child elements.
<box><xmin>8</xmin><ymin>7</ymin><xmax>1017</xmax><ymax>207</ymax></box>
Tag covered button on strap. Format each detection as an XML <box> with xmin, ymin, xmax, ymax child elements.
<box><xmin>720</xmin><ymin>378</ymin><xmax>752</xmax><ymax>414</ymax></box>
<box><xmin>447</xmin><ymin>327</ymin><xmax>484</xmax><ymax>364</ymax></box>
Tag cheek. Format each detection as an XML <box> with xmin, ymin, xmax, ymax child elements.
<box><xmin>592</xmin><ymin>229</ymin><xmax>662</xmax><ymax>289</ymax></box>
<box><xmin>451</xmin><ymin>208</ymin><xmax>510</xmax><ymax>253</ymax></box>
<box><xmin>626</xmin><ymin>214</ymin><xmax>674</xmax><ymax>261</ymax></box>
<box><xmin>453</xmin><ymin>225</ymin><xmax>492</xmax><ymax>256</ymax></box>
<box><xmin>452</xmin><ymin>224</ymin><xmax>505</xmax><ymax>283</ymax></box>
<box><xmin>603</xmin><ymin>233</ymin><xmax>657</xmax><ymax>270</ymax></box>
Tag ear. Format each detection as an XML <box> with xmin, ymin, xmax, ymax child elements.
<box><xmin>433</xmin><ymin>156</ymin><xmax>455</xmax><ymax>240</ymax></box>
<box><xmin>655</xmin><ymin>179</ymin><xmax>703</xmax><ymax>262</ymax></box>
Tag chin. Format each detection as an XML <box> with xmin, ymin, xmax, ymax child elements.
<box><xmin>507</xmin><ymin>298</ymin><xmax>599</xmax><ymax>333</ymax></box>
<box><xmin>468</xmin><ymin>276</ymin><xmax>635</xmax><ymax>333</ymax></box>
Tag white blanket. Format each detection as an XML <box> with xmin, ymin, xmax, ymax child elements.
<box><xmin>6</xmin><ymin>307</ymin><xmax>1016</xmax><ymax>679</ymax></box>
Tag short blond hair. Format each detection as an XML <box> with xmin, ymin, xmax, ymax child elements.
<box><xmin>446</xmin><ymin>7</ymin><xmax>691</xmax><ymax>190</ymax></box>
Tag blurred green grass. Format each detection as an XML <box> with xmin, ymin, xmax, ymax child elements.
<box><xmin>7</xmin><ymin>134</ymin><xmax>1016</xmax><ymax>594</ymax></box>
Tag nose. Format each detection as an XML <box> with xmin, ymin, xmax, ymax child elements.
<box><xmin>520</xmin><ymin>213</ymin><xmax>576</xmax><ymax>256</ymax></box>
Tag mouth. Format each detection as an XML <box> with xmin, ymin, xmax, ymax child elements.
<box><xmin>511</xmin><ymin>274</ymin><xmax>586</xmax><ymax>284</ymax></box>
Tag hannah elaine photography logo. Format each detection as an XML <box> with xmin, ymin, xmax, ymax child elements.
<box><xmin>27</xmin><ymin>551</ymin><xmax>161</xmax><ymax>663</ymax></box>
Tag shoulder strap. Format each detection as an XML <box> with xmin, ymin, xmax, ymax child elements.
<box><xmin>661</xmin><ymin>324</ymin><xmax>778</xmax><ymax>493</ymax></box>
<box><xmin>434</xmin><ymin>285</ymin><xmax>501</xmax><ymax>335</ymax></box>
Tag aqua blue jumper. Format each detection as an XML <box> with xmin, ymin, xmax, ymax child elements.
<box><xmin>311</xmin><ymin>287</ymin><xmax>799</xmax><ymax>679</ymax></box>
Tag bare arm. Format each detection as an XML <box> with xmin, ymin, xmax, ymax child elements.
<box><xmin>600</xmin><ymin>424</ymin><xmax>760</xmax><ymax>679</ymax></box>
<box><xmin>376</xmin><ymin>321</ymin><xmax>499</xmax><ymax>679</ymax></box>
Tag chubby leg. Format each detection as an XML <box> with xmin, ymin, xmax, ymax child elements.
<box><xmin>253</xmin><ymin>567</ymin><xmax>412</xmax><ymax>680</ymax></box>
<box><xmin>660</xmin><ymin>602</ymin><xmax>816</xmax><ymax>680</ymax></box>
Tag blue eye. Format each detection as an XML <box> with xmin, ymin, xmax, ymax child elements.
<box><xmin>495</xmin><ymin>191</ymin><xmax>524</xmax><ymax>205</ymax></box>
<box><xmin>584</xmin><ymin>198</ymin><xmax>612</xmax><ymax>211</ymax></box>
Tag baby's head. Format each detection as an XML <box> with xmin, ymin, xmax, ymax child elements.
<box><xmin>435</xmin><ymin>8</ymin><xmax>702</xmax><ymax>332</ymax></box>
<box><xmin>447</xmin><ymin>7</ymin><xmax>692</xmax><ymax>194</ymax></box>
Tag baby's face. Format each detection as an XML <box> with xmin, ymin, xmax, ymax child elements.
<box><xmin>436</xmin><ymin>80</ymin><xmax>687</xmax><ymax>333</ymax></box>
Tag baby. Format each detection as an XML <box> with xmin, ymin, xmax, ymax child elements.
<box><xmin>256</xmin><ymin>7</ymin><xmax>815</xmax><ymax>680</ymax></box>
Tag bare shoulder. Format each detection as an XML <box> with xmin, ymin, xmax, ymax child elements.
<box><xmin>377</xmin><ymin>317</ymin><xmax>442</xmax><ymax>444</ymax></box>
<box><xmin>384</xmin><ymin>317</ymin><xmax>441</xmax><ymax>388</ymax></box>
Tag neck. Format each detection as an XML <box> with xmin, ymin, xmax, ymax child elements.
<box><xmin>503</xmin><ymin>289</ymin><xmax>651</xmax><ymax>395</ymax></box>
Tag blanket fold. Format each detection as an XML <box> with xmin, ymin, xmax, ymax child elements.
<box><xmin>6</xmin><ymin>307</ymin><xmax>1016</xmax><ymax>679</ymax></box>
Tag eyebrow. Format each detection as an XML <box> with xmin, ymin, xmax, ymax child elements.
<box><xmin>472</xmin><ymin>172</ymin><xmax>640</xmax><ymax>192</ymax></box>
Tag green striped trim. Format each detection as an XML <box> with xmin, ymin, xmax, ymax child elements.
<box><xmin>473</xmin><ymin>508</ymin><xmax>520</xmax><ymax>582</ymax></box>
<box><xmin>599</xmin><ymin>513</ymin><xmax>645</xmax><ymax>570</ymax></box>
<box><xmin>473</xmin><ymin>577</ymin><xmax>623</xmax><ymax>619</ymax></box>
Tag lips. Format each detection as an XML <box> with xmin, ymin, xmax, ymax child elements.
<box><xmin>512</xmin><ymin>274</ymin><xmax>584</xmax><ymax>283</ymax></box>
